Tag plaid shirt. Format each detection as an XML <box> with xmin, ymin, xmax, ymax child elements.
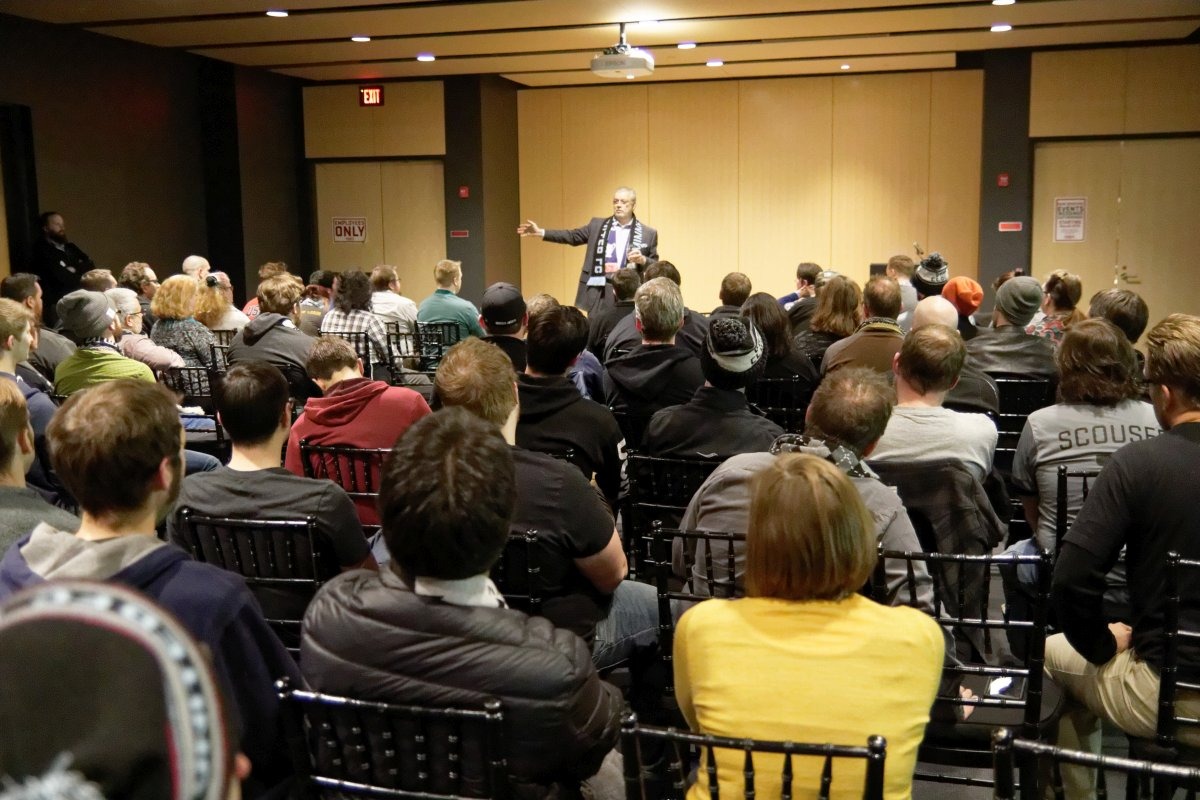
<box><xmin>320</xmin><ymin>308</ymin><xmax>389</xmax><ymax>364</ymax></box>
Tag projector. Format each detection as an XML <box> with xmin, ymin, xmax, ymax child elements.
<box><xmin>591</xmin><ymin>46</ymin><xmax>655</xmax><ymax>79</ymax></box>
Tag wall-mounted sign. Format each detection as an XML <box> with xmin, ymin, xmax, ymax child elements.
<box><xmin>1054</xmin><ymin>197</ymin><xmax>1086</xmax><ymax>242</ymax></box>
<box><xmin>998</xmin><ymin>221</ymin><xmax>1023</xmax><ymax>232</ymax></box>
<box><xmin>359</xmin><ymin>85</ymin><xmax>384</xmax><ymax>106</ymax></box>
<box><xmin>332</xmin><ymin>217</ymin><xmax>367</xmax><ymax>242</ymax></box>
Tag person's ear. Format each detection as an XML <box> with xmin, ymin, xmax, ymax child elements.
<box><xmin>891</xmin><ymin>352</ymin><xmax>901</xmax><ymax>376</ymax></box>
<box><xmin>17</xmin><ymin>423</ymin><xmax>35</xmax><ymax>456</ymax></box>
<box><xmin>355</xmin><ymin>358</ymin><xmax>364</xmax><ymax>376</ymax></box>
<box><xmin>151</xmin><ymin>454</ymin><xmax>174</xmax><ymax>492</ymax></box>
<box><xmin>1</xmin><ymin>334</ymin><xmax>12</xmax><ymax>351</ymax></box>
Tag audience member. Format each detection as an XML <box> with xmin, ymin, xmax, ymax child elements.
<box><xmin>416</xmin><ymin>259</ymin><xmax>485</xmax><ymax>339</ymax></box>
<box><xmin>674</xmin><ymin>452</ymin><xmax>943</xmax><ymax>800</ymax></box>
<box><xmin>0</xmin><ymin>273</ymin><xmax>76</xmax><ymax>386</ymax></box>
<box><xmin>1029</xmin><ymin>269</ymin><xmax>1085</xmax><ymax>344</ymax></box>
<box><xmin>301</xmin><ymin>408</ymin><xmax>623</xmax><ymax>799</ymax></box>
<box><xmin>530</xmin><ymin>293</ymin><xmax>605</xmax><ymax>401</ymax></box>
<box><xmin>321</xmin><ymin>269</ymin><xmax>390</xmax><ymax>368</ymax></box>
<box><xmin>966</xmin><ymin>275</ymin><xmax>1056</xmax><ymax>379</ymax></box>
<box><xmin>602</xmin><ymin>261</ymin><xmax>708</xmax><ymax>360</ymax></box>
<box><xmin>150</xmin><ymin>274</ymin><xmax>218</xmax><ymax>373</ymax></box>
<box><xmin>107</xmin><ymin>287</ymin><xmax>184</xmax><ymax>373</ymax></box>
<box><xmin>437</xmin><ymin>338</ymin><xmax>656</xmax><ymax>667</ymax></box>
<box><xmin>196</xmin><ymin>272</ymin><xmax>250</xmax><ymax>332</ymax></box>
<box><xmin>911</xmin><ymin>251</ymin><xmax>950</xmax><ymax>299</ymax></box>
<box><xmin>869</xmin><ymin>323</ymin><xmax>998</xmax><ymax>481</ymax></box>
<box><xmin>0</xmin><ymin>379</ymin><xmax>300</xmax><ymax>795</ymax></box>
<box><xmin>169</xmin><ymin>361</ymin><xmax>375</xmax><ymax>618</ymax></box>
<box><xmin>0</xmin><ymin>380</ymin><xmax>78</xmax><ymax>550</ymax></box>
<box><xmin>1090</xmin><ymin>288</ymin><xmax>1150</xmax><ymax>373</ymax></box>
<box><xmin>517</xmin><ymin>304</ymin><xmax>624</xmax><ymax>510</ymax></box>
<box><xmin>241</xmin><ymin>261</ymin><xmax>288</xmax><ymax>320</ymax></box>
<box><xmin>479</xmin><ymin>281</ymin><xmax>528</xmax><ymax>371</ymax></box>
<box><xmin>911</xmin><ymin>296</ymin><xmax>999</xmax><ymax>416</ymax></box>
<box><xmin>821</xmin><ymin>274</ymin><xmax>904</xmax><ymax>375</ymax></box>
<box><xmin>79</xmin><ymin>268</ymin><xmax>117</xmax><ymax>292</ymax></box>
<box><xmin>679</xmin><ymin>367</ymin><xmax>932</xmax><ymax>608</ymax></box>
<box><xmin>0</xmin><ymin>299</ymin><xmax>64</xmax><ymax>506</ymax></box>
<box><xmin>741</xmin><ymin>292</ymin><xmax>819</xmax><ymax>411</ymax></box>
<box><xmin>181</xmin><ymin>254</ymin><xmax>212</xmax><ymax>281</ymax></box>
<box><xmin>643</xmin><ymin>317</ymin><xmax>781</xmax><ymax>459</ymax></box>
<box><xmin>54</xmin><ymin>290</ymin><xmax>155</xmax><ymax>395</ymax></box>
<box><xmin>886</xmin><ymin>254</ymin><xmax>918</xmax><ymax>326</ymax></box>
<box><xmin>1046</xmin><ymin>314</ymin><xmax>1200</xmax><ymax>798</ymax></box>
<box><xmin>603</xmin><ymin>277</ymin><xmax>705</xmax><ymax>420</ymax></box>
<box><xmin>30</xmin><ymin>211</ymin><xmax>93</xmax><ymax>324</ymax></box>
<box><xmin>942</xmin><ymin>276</ymin><xmax>984</xmax><ymax>340</ymax></box>
<box><xmin>228</xmin><ymin>274</ymin><xmax>320</xmax><ymax>399</ymax></box>
<box><xmin>0</xmin><ymin>581</ymin><xmax>248</xmax><ymax>800</ymax></box>
<box><xmin>118</xmin><ymin>260</ymin><xmax>159</xmax><ymax>329</ymax></box>
<box><xmin>709</xmin><ymin>272</ymin><xmax>751</xmax><ymax>320</ymax></box>
<box><xmin>782</xmin><ymin>261</ymin><xmax>822</xmax><ymax>334</ymax></box>
<box><xmin>586</xmin><ymin>267</ymin><xmax>638</xmax><ymax>359</ymax></box>
<box><xmin>369</xmin><ymin>264</ymin><xmax>418</xmax><ymax>332</ymax></box>
<box><xmin>297</xmin><ymin>269</ymin><xmax>334</xmax><ymax>336</ymax></box>
<box><xmin>792</xmin><ymin>274</ymin><xmax>860</xmax><ymax>371</ymax></box>
<box><xmin>286</xmin><ymin>336</ymin><xmax>431</xmax><ymax>525</ymax></box>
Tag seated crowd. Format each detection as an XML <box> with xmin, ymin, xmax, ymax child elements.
<box><xmin>1</xmin><ymin>245</ymin><xmax>1199</xmax><ymax>800</ymax></box>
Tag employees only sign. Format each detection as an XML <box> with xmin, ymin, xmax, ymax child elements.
<box><xmin>332</xmin><ymin>217</ymin><xmax>367</xmax><ymax>242</ymax></box>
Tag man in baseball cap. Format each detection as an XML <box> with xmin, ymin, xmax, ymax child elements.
<box><xmin>479</xmin><ymin>281</ymin><xmax>529</xmax><ymax>371</ymax></box>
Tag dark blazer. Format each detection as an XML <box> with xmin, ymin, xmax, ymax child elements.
<box><xmin>543</xmin><ymin>217</ymin><xmax>658</xmax><ymax>310</ymax></box>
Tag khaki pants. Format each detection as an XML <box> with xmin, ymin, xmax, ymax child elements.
<box><xmin>1043</xmin><ymin>633</ymin><xmax>1200</xmax><ymax>799</ymax></box>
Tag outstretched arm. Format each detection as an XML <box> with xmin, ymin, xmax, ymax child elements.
<box><xmin>516</xmin><ymin>219</ymin><xmax>544</xmax><ymax>237</ymax></box>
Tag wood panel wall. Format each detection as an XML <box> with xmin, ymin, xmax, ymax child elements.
<box><xmin>303</xmin><ymin>82</ymin><xmax>446</xmax><ymax>158</ymax></box>
<box><xmin>517</xmin><ymin>71</ymin><xmax>983</xmax><ymax>310</ymax></box>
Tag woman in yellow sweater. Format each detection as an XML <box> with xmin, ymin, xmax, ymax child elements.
<box><xmin>673</xmin><ymin>453</ymin><xmax>944</xmax><ymax>800</ymax></box>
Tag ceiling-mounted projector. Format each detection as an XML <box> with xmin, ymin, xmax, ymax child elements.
<box><xmin>591</xmin><ymin>23</ymin><xmax>654</xmax><ymax>79</ymax></box>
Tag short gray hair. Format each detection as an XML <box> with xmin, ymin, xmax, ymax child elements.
<box><xmin>634</xmin><ymin>277</ymin><xmax>684</xmax><ymax>342</ymax></box>
<box><xmin>105</xmin><ymin>287</ymin><xmax>141</xmax><ymax>320</ymax></box>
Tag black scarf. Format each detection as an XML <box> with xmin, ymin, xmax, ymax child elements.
<box><xmin>769</xmin><ymin>433</ymin><xmax>875</xmax><ymax>479</ymax></box>
<box><xmin>590</xmin><ymin>216</ymin><xmax>645</xmax><ymax>278</ymax></box>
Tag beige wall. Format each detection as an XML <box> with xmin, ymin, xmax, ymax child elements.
<box><xmin>1030</xmin><ymin>45</ymin><xmax>1200</xmax><ymax>138</ymax></box>
<box><xmin>303</xmin><ymin>82</ymin><xmax>446</xmax><ymax>158</ymax></box>
<box><xmin>314</xmin><ymin>160</ymin><xmax>446</xmax><ymax>299</ymax></box>
<box><xmin>517</xmin><ymin>71</ymin><xmax>983</xmax><ymax>310</ymax></box>
<box><xmin>1032</xmin><ymin>138</ymin><xmax>1200</xmax><ymax>326</ymax></box>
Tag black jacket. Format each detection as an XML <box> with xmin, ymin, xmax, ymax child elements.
<box><xmin>965</xmin><ymin>325</ymin><xmax>1057</xmax><ymax>380</ymax></box>
<box><xmin>516</xmin><ymin>374</ymin><xmax>624</xmax><ymax>508</ymax></box>
<box><xmin>643</xmin><ymin>386</ymin><xmax>783</xmax><ymax>459</ymax></box>
<box><xmin>586</xmin><ymin>300</ymin><xmax>635</xmax><ymax>360</ymax></box>
<box><xmin>602</xmin><ymin>343</ymin><xmax>704</xmax><ymax>418</ymax></box>
<box><xmin>229</xmin><ymin>313</ymin><xmax>321</xmax><ymax>399</ymax></box>
<box><xmin>302</xmin><ymin>568</ymin><xmax>623</xmax><ymax>796</ymax></box>
<box><xmin>602</xmin><ymin>309</ymin><xmax>709</xmax><ymax>363</ymax></box>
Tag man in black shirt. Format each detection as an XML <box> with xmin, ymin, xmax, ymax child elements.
<box><xmin>1048</xmin><ymin>313</ymin><xmax>1200</xmax><ymax>797</ymax></box>
<box><xmin>478</xmin><ymin>281</ymin><xmax>528</xmax><ymax>371</ymax></box>
<box><xmin>30</xmin><ymin>211</ymin><xmax>93</xmax><ymax>326</ymax></box>
<box><xmin>586</xmin><ymin>267</ymin><xmax>638</xmax><ymax>359</ymax></box>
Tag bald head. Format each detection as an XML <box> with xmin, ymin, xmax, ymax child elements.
<box><xmin>181</xmin><ymin>255</ymin><xmax>211</xmax><ymax>280</ymax></box>
<box><xmin>911</xmin><ymin>296</ymin><xmax>958</xmax><ymax>330</ymax></box>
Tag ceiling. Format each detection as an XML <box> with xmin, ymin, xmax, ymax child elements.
<box><xmin>4</xmin><ymin>0</ymin><xmax>1199</xmax><ymax>87</ymax></box>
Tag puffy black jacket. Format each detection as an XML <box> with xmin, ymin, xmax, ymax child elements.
<box><xmin>301</xmin><ymin>568</ymin><xmax>622</xmax><ymax>797</ymax></box>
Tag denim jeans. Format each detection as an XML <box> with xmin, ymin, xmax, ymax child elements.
<box><xmin>183</xmin><ymin>449</ymin><xmax>221</xmax><ymax>474</ymax></box>
<box><xmin>593</xmin><ymin>579</ymin><xmax>660</xmax><ymax>671</ymax></box>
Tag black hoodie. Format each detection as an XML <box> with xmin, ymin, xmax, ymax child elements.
<box><xmin>517</xmin><ymin>374</ymin><xmax>624</xmax><ymax>508</ymax></box>
<box><xmin>602</xmin><ymin>343</ymin><xmax>704</xmax><ymax>418</ymax></box>
<box><xmin>228</xmin><ymin>312</ymin><xmax>321</xmax><ymax>399</ymax></box>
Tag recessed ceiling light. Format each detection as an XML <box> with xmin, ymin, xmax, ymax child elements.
<box><xmin>992</xmin><ymin>0</ymin><xmax>1016</xmax><ymax>5</ymax></box>
<box><xmin>706</xmin><ymin>59</ymin><xmax>723</xmax><ymax>67</ymax></box>
<box><xmin>990</xmin><ymin>23</ymin><xmax>1012</xmax><ymax>32</ymax></box>
<box><xmin>626</xmin><ymin>75</ymin><xmax>636</xmax><ymax>80</ymax></box>
<box><xmin>351</xmin><ymin>35</ymin><xmax>371</xmax><ymax>43</ymax></box>
<box><xmin>416</xmin><ymin>53</ymin><xmax>435</xmax><ymax>62</ymax></box>
<box><xmin>840</xmin><ymin>64</ymin><xmax>851</xmax><ymax>70</ymax></box>
<box><xmin>265</xmin><ymin>9</ymin><xmax>288</xmax><ymax>17</ymax></box>
<box><xmin>677</xmin><ymin>42</ymin><xmax>697</xmax><ymax>50</ymax></box>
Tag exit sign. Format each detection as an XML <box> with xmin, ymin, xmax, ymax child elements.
<box><xmin>359</xmin><ymin>85</ymin><xmax>384</xmax><ymax>106</ymax></box>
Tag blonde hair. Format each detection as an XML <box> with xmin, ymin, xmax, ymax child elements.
<box><xmin>1146</xmin><ymin>313</ymin><xmax>1200</xmax><ymax>407</ymax></box>
<box><xmin>257</xmin><ymin>274</ymin><xmax>303</xmax><ymax>315</ymax></box>
<box><xmin>746</xmin><ymin>454</ymin><xmax>876</xmax><ymax>601</ymax></box>
<box><xmin>0</xmin><ymin>299</ymin><xmax>34</xmax><ymax>345</ymax></box>
<box><xmin>193</xmin><ymin>277</ymin><xmax>232</xmax><ymax>329</ymax></box>
<box><xmin>150</xmin><ymin>275</ymin><xmax>199</xmax><ymax>321</ymax></box>
<box><xmin>434</xmin><ymin>338</ymin><xmax>517</xmax><ymax>427</ymax></box>
<box><xmin>434</xmin><ymin>259</ymin><xmax>462</xmax><ymax>288</ymax></box>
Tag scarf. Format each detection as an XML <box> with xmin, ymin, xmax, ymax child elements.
<box><xmin>856</xmin><ymin>316</ymin><xmax>904</xmax><ymax>336</ymax></box>
<box><xmin>769</xmin><ymin>433</ymin><xmax>876</xmax><ymax>479</ymax></box>
<box><xmin>590</xmin><ymin>215</ymin><xmax>645</xmax><ymax>279</ymax></box>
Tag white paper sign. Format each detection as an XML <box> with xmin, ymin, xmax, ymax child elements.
<box><xmin>1054</xmin><ymin>197</ymin><xmax>1086</xmax><ymax>242</ymax></box>
<box><xmin>332</xmin><ymin>217</ymin><xmax>367</xmax><ymax>242</ymax></box>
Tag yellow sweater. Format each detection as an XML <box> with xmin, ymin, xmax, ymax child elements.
<box><xmin>674</xmin><ymin>594</ymin><xmax>944</xmax><ymax>800</ymax></box>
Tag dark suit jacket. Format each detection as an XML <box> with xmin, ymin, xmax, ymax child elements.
<box><xmin>543</xmin><ymin>217</ymin><xmax>658</xmax><ymax>309</ymax></box>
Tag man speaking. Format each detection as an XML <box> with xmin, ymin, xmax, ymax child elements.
<box><xmin>517</xmin><ymin>186</ymin><xmax>658</xmax><ymax>314</ymax></box>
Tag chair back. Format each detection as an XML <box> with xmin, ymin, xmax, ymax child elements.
<box><xmin>745</xmin><ymin>375</ymin><xmax>813</xmax><ymax>433</ymax></box>
<box><xmin>992</xmin><ymin>728</ymin><xmax>1200</xmax><ymax>800</ymax></box>
<box><xmin>278</xmin><ymin>678</ymin><xmax>510</xmax><ymax>800</ymax></box>
<box><xmin>386</xmin><ymin>329</ymin><xmax>419</xmax><ymax>366</ymax></box>
<box><xmin>489</xmin><ymin>530</ymin><xmax>543</xmax><ymax>615</ymax></box>
<box><xmin>210</xmin><ymin>342</ymin><xmax>230</xmax><ymax>372</ymax></box>
<box><xmin>298</xmin><ymin>440</ymin><xmax>390</xmax><ymax>506</ymax></box>
<box><xmin>1157</xmin><ymin>553</ymin><xmax>1200</xmax><ymax>751</ymax></box>
<box><xmin>876</xmin><ymin>547</ymin><xmax>1054</xmax><ymax>740</ymax></box>
<box><xmin>326</xmin><ymin>330</ymin><xmax>390</xmax><ymax>375</ymax></box>
<box><xmin>620</xmin><ymin>713</ymin><xmax>887</xmax><ymax>800</ymax></box>
<box><xmin>626</xmin><ymin>454</ymin><xmax>722</xmax><ymax>574</ymax></box>
<box><xmin>211</xmin><ymin>329</ymin><xmax>236</xmax><ymax>346</ymax></box>
<box><xmin>1053</xmin><ymin>466</ymin><xmax>1101</xmax><ymax>554</ymax></box>
<box><xmin>992</xmin><ymin>378</ymin><xmax>1055</xmax><ymax>475</ymax></box>
<box><xmin>647</xmin><ymin>522</ymin><xmax>746</xmax><ymax>695</ymax></box>
<box><xmin>175</xmin><ymin>508</ymin><xmax>328</xmax><ymax>649</ymax></box>
<box><xmin>161</xmin><ymin>365</ymin><xmax>220</xmax><ymax>412</ymax></box>
<box><xmin>416</xmin><ymin>322</ymin><xmax>462</xmax><ymax>370</ymax></box>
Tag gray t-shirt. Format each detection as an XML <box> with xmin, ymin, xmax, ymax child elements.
<box><xmin>870</xmin><ymin>405</ymin><xmax>999</xmax><ymax>481</ymax></box>
<box><xmin>1013</xmin><ymin>399</ymin><xmax>1160</xmax><ymax>550</ymax></box>
<box><xmin>0</xmin><ymin>485</ymin><xmax>80</xmax><ymax>554</ymax></box>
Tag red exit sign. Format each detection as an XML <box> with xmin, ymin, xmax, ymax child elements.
<box><xmin>359</xmin><ymin>85</ymin><xmax>384</xmax><ymax>106</ymax></box>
